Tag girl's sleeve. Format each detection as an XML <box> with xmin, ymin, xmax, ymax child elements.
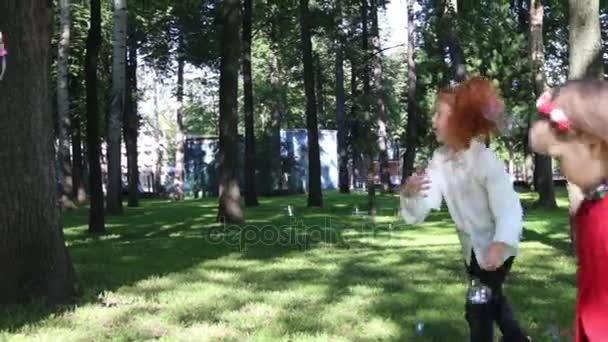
<box><xmin>400</xmin><ymin>152</ymin><xmax>444</xmax><ymax>224</ymax></box>
<box><xmin>481</xmin><ymin>149</ymin><xmax>523</xmax><ymax>248</ymax></box>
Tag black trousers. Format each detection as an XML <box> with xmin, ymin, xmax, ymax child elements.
<box><xmin>465</xmin><ymin>252</ymin><xmax>528</xmax><ymax>342</ymax></box>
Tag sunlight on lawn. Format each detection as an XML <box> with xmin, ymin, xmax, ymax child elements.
<box><xmin>1</xmin><ymin>189</ymin><xmax>577</xmax><ymax>341</ymax></box>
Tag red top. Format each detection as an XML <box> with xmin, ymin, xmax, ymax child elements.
<box><xmin>575</xmin><ymin>196</ymin><xmax>608</xmax><ymax>342</ymax></box>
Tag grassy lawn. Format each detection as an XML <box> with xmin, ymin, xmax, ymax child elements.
<box><xmin>0</xmin><ymin>188</ymin><xmax>576</xmax><ymax>341</ymax></box>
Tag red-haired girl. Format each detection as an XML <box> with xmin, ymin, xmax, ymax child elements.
<box><xmin>400</xmin><ymin>78</ymin><xmax>529</xmax><ymax>341</ymax></box>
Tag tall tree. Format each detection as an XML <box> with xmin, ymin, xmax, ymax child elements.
<box><xmin>402</xmin><ymin>0</ymin><xmax>418</xmax><ymax>181</ymax></box>
<box><xmin>71</xmin><ymin>111</ymin><xmax>86</xmax><ymax>203</ymax></box>
<box><xmin>0</xmin><ymin>0</ymin><xmax>78</xmax><ymax>304</ymax></box>
<box><xmin>65</xmin><ymin>4</ymin><xmax>87</xmax><ymax>204</ymax></box>
<box><xmin>300</xmin><ymin>0</ymin><xmax>323</xmax><ymax>207</ymax></box>
<box><xmin>370</xmin><ymin>0</ymin><xmax>391</xmax><ymax>192</ymax></box>
<box><xmin>153</xmin><ymin>73</ymin><xmax>163</xmax><ymax>194</ymax></box>
<box><xmin>107</xmin><ymin>0</ymin><xmax>127</xmax><ymax>215</ymax></box>
<box><xmin>124</xmin><ymin>22</ymin><xmax>139</xmax><ymax>207</ymax></box>
<box><xmin>440</xmin><ymin>0</ymin><xmax>466</xmax><ymax>82</ymax></box>
<box><xmin>267</xmin><ymin>19</ymin><xmax>285</xmax><ymax>194</ymax></box>
<box><xmin>350</xmin><ymin>59</ymin><xmax>362</xmax><ymax>190</ymax></box>
<box><xmin>57</xmin><ymin>0</ymin><xmax>75</xmax><ymax>209</ymax></box>
<box><xmin>85</xmin><ymin>0</ymin><xmax>105</xmax><ymax>233</ymax></box>
<box><xmin>519</xmin><ymin>0</ymin><xmax>534</xmax><ymax>188</ymax></box>
<box><xmin>335</xmin><ymin>0</ymin><xmax>349</xmax><ymax>193</ymax></box>
<box><xmin>243</xmin><ymin>0</ymin><xmax>258</xmax><ymax>206</ymax></box>
<box><xmin>173</xmin><ymin>36</ymin><xmax>185</xmax><ymax>201</ymax></box>
<box><xmin>569</xmin><ymin>0</ymin><xmax>603</xmax><ymax>80</ymax></box>
<box><xmin>217</xmin><ymin>0</ymin><xmax>244</xmax><ymax>222</ymax></box>
<box><xmin>315</xmin><ymin>53</ymin><xmax>325</xmax><ymax>125</ymax></box>
<box><xmin>530</xmin><ymin>0</ymin><xmax>557</xmax><ymax>208</ymax></box>
<box><xmin>568</xmin><ymin>0</ymin><xmax>603</xmax><ymax>243</ymax></box>
<box><xmin>361</xmin><ymin>0</ymin><xmax>370</xmax><ymax>128</ymax></box>
<box><xmin>361</xmin><ymin>0</ymin><xmax>376</xmax><ymax>215</ymax></box>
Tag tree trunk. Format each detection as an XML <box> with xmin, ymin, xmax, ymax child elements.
<box><xmin>362</xmin><ymin>0</ymin><xmax>371</xmax><ymax>99</ymax></box>
<box><xmin>335</xmin><ymin>0</ymin><xmax>349</xmax><ymax>193</ymax></box>
<box><xmin>71</xmin><ymin>111</ymin><xmax>86</xmax><ymax>203</ymax></box>
<box><xmin>569</xmin><ymin>0</ymin><xmax>603</xmax><ymax>80</ymax></box>
<box><xmin>533</xmin><ymin>154</ymin><xmax>556</xmax><ymax>206</ymax></box>
<box><xmin>440</xmin><ymin>0</ymin><xmax>466</xmax><ymax>82</ymax></box>
<box><xmin>85</xmin><ymin>0</ymin><xmax>105</xmax><ymax>234</ymax></box>
<box><xmin>315</xmin><ymin>53</ymin><xmax>325</xmax><ymax>126</ymax></box>
<box><xmin>568</xmin><ymin>0</ymin><xmax>602</xmax><ymax>248</ymax></box>
<box><xmin>269</xmin><ymin>46</ymin><xmax>284</xmax><ymax>193</ymax></box>
<box><xmin>174</xmin><ymin>38</ymin><xmax>185</xmax><ymax>201</ymax></box>
<box><xmin>300</xmin><ymin>0</ymin><xmax>323</xmax><ymax>207</ymax></box>
<box><xmin>370</xmin><ymin>0</ymin><xmax>391</xmax><ymax>193</ymax></box>
<box><xmin>267</xmin><ymin>17</ymin><xmax>284</xmax><ymax>194</ymax></box>
<box><xmin>366</xmin><ymin>152</ymin><xmax>377</xmax><ymax>216</ymax></box>
<box><xmin>402</xmin><ymin>0</ymin><xmax>418</xmax><ymax>182</ymax></box>
<box><xmin>155</xmin><ymin>148</ymin><xmax>163</xmax><ymax>193</ymax></box>
<box><xmin>0</xmin><ymin>0</ymin><xmax>78</xmax><ymax>305</ymax></box>
<box><xmin>153</xmin><ymin>74</ymin><xmax>163</xmax><ymax>194</ymax></box>
<box><xmin>107</xmin><ymin>0</ymin><xmax>127</xmax><ymax>215</ymax></box>
<box><xmin>530</xmin><ymin>0</ymin><xmax>557</xmax><ymax>208</ymax></box>
<box><xmin>124</xmin><ymin>25</ymin><xmax>138</xmax><ymax>207</ymax></box>
<box><xmin>57</xmin><ymin>0</ymin><xmax>75</xmax><ymax>209</ymax></box>
<box><xmin>361</xmin><ymin>0</ymin><xmax>376</xmax><ymax>214</ymax></box>
<box><xmin>217</xmin><ymin>0</ymin><xmax>244</xmax><ymax>222</ymax></box>
<box><xmin>520</xmin><ymin>0</ymin><xmax>533</xmax><ymax>189</ymax></box>
<box><xmin>243</xmin><ymin>0</ymin><xmax>258</xmax><ymax>206</ymax></box>
<box><xmin>350</xmin><ymin>60</ymin><xmax>360</xmax><ymax>190</ymax></box>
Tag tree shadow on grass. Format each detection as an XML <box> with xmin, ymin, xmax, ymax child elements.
<box><xmin>0</xmin><ymin>194</ymin><xmax>352</xmax><ymax>332</ymax></box>
<box><xmin>1</xmin><ymin>190</ymin><xmax>578</xmax><ymax>340</ymax></box>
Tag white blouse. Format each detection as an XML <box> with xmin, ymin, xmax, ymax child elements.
<box><xmin>400</xmin><ymin>140</ymin><xmax>523</xmax><ymax>266</ymax></box>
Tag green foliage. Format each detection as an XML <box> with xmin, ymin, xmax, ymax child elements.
<box><xmin>543</xmin><ymin>0</ymin><xmax>569</xmax><ymax>85</ymax></box>
<box><xmin>458</xmin><ymin>1</ymin><xmax>534</xmax><ymax>153</ymax></box>
<box><xmin>183</xmin><ymin>75</ymin><xmax>219</xmax><ymax>136</ymax></box>
<box><xmin>51</xmin><ymin>0</ymin><xmax>576</xmax><ymax>173</ymax></box>
<box><xmin>410</xmin><ymin>0</ymin><xmax>551</xmax><ymax>159</ymax></box>
<box><xmin>412</xmin><ymin>1</ymin><xmax>451</xmax><ymax>157</ymax></box>
<box><xmin>138</xmin><ymin>0</ymin><xmax>217</xmax><ymax>73</ymax></box>
<box><xmin>51</xmin><ymin>1</ymin><xmax>114</xmax><ymax>139</ymax></box>
<box><xmin>250</xmin><ymin>21</ymin><xmax>305</xmax><ymax>132</ymax></box>
<box><xmin>383</xmin><ymin>51</ymin><xmax>408</xmax><ymax>141</ymax></box>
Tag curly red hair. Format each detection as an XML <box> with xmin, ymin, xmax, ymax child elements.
<box><xmin>439</xmin><ymin>77</ymin><xmax>504</xmax><ymax>147</ymax></box>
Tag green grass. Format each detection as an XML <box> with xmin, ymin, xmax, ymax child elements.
<box><xmin>0</xmin><ymin>189</ymin><xmax>576</xmax><ymax>341</ymax></box>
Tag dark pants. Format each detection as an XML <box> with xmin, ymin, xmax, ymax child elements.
<box><xmin>465</xmin><ymin>252</ymin><xmax>528</xmax><ymax>342</ymax></box>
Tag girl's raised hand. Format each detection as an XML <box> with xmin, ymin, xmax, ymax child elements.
<box><xmin>400</xmin><ymin>168</ymin><xmax>431</xmax><ymax>197</ymax></box>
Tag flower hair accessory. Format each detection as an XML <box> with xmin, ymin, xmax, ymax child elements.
<box><xmin>481</xmin><ymin>96</ymin><xmax>511</xmax><ymax>135</ymax></box>
<box><xmin>481</xmin><ymin>99</ymin><xmax>502</xmax><ymax>122</ymax></box>
<box><xmin>536</xmin><ymin>91</ymin><xmax>570</xmax><ymax>131</ymax></box>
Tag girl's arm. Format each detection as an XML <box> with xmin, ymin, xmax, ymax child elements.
<box><xmin>481</xmin><ymin>149</ymin><xmax>523</xmax><ymax>249</ymax></box>
<box><xmin>400</xmin><ymin>152</ymin><xmax>444</xmax><ymax>224</ymax></box>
